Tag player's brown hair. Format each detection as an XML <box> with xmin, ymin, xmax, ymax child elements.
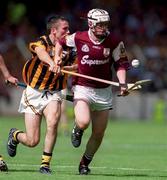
<box><xmin>46</xmin><ymin>15</ymin><xmax>68</xmax><ymax>34</ymax></box>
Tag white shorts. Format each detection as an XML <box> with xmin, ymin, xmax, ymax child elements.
<box><xmin>18</xmin><ymin>86</ymin><xmax>63</xmax><ymax>115</ymax></box>
<box><xmin>72</xmin><ymin>85</ymin><xmax>113</xmax><ymax>111</ymax></box>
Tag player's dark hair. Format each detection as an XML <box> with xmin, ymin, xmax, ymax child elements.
<box><xmin>46</xmin><ymin>15</ymin><xmax>68</xmax><ymax>34</ymax></box>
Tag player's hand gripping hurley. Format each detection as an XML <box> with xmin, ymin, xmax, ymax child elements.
<box><xmin>6</xmin><ymin>72</ymin><xmax>152</xmax><ymax>98</ymax></box>
<box><xmin>61</xmin><ymin>69</ymin><xmax>152</xmax><ymax>95</ymax></box>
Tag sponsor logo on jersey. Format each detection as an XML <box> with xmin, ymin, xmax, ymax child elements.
<box><xmin>103</xmin><ymin>48</ymin><xmax>110</xmax><ymax>57</ymax></box>
<box><xmin>81</xmin><ymin>44</ymin><xmax>89</xmax><ymax>52</ymax></box>
<box><xmin>81</xmin><ymin>55</ymin><xmax>109</xmax><ymax>66</ymax></box>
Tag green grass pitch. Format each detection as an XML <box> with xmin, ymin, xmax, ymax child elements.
<box><xmin>0</xmin><ymin>116</ymin><xmax>167</xmax><ymax>179</ymax></box>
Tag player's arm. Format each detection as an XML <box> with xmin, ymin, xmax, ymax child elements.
<box><xmin>0</xmin><ymin>54</ymin><xmax>18</xmax><ymax>85</ymax></box>
<box><xmin>63</xmin><ymin>48</ymin><xmax>78</xmax><ymax>71</ymax></box>
<box><xmin>34</xmin><ymin>46</ymin><xmax>56</xmax><ymax>72</ymax></box>
<box><xmin>54</xmin><ymin>41</ymin><xmax>63</xmax><ymax>65</ymax></box>
<box><xmin>55</xmin><ymin>33</ymin><xmax>76</xmax><ymax>73</ymax></box>
<box><xmin>116</xmin><ymin>68</ymin><xmax>129</xmax><ymax>96</ymax></box>
<box><xmin>29</xmin><ymin>39</ymin><xmax>56</xmax><ymax>73</ymax></box>
<box><xmin>55</xmin><ymin>45</ymin><xmax>78</xmax><ymax>72</ymax></box>
<box><xmin>54</xmin><ymin>42</ymin><xmax>63</xmax><ymax>74</ymax></box>
<box><xmin>112</xmin><ymin>41</ymin><xmax>130</xmax><ymax>96</ymax></box>
<box><xmin>63</xmin><ymin>63</ymin><xmax>78</xmax><ymax>71</ymax></box>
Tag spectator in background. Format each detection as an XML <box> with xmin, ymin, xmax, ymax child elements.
<box><xmin>1</xmin><ymin>0</ymin><xmax>167</xmax><ymax>92</ymax></box>
<box><xmin>0</xmin><ymin>54</ymin><xmax>18</xmax><ymax>171</ymax></box>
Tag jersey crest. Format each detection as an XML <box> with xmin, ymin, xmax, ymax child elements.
<box><xmin>81</xmin><ymin>44</ymin><xmax>89</xmax><ymax>52</ymax></box>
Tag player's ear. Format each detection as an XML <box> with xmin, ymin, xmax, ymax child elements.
<box><xmin>51</xmin><ymin>27</ymin><xmax>57</xmax><ymax>34</ymax></box>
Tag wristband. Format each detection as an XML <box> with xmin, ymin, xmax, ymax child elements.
<box><xmin>119</xmin><ymin>83</ymin><xmax>127</xmax><ymax>88</ymax></box>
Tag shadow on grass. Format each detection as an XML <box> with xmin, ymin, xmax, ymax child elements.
<box><xmin>7</xmin><ymin>169</ymin><xmax>38</xmax><ymax>173</ymax></box>
<box><xmin>70</xmin><ymin>171</ymin><xmax>167</xmax><ymax>178</ymax></box>
<box><xmin>88</xmin><ymin>173</ymin><xmax>167</xmax><ymax>178</ymax></box>
<box><xmin>6</xmin><ymin>169</ymin><xmax>167</xmax><ymax>178</ymax></box>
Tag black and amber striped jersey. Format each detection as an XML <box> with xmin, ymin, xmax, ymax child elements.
<box><xmin>22</xmin><ymin>35</ymin><xmax>76</xmax><ymax>91</ymax></box>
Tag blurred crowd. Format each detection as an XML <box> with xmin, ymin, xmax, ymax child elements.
<box><xmin>0</xmin><ymin>0</ymin><xmax>167</xmax><ymax>102</ymax></box>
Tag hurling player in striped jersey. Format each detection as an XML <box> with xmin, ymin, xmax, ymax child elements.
<box><xmin>7</xmin><ymin>15</ymin><xmax>76</xmax><ymax>175</ymax></box>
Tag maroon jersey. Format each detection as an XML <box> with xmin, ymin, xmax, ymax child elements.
<box><xmin>60</xmin><ymin>30</ymin><xmax>129</xmax><ymax>88</ymax></box>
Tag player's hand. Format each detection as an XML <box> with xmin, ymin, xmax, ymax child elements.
<box><xmin>48</xmin><ymin>61</ymin><xmax>57</xmax><ymax>73</ymax></box>
<box><xmin>54</xmin><ymin>56</ymin><xmax>62</xmax><ymax>74</ymax></box>
<box><xmin>120</xmin><ymin>87</ymin><xmax>129</xmax><ymax>96</ymax></box>
<box><xmin>48</xmin><ymin>60</ymin><xmax>62</xmax><ymax>75</ymax></box>
<box><xmin>5</xmin><ymin>75</ymin><xmax>18</xmax><ymax>86</ymax></box>
<box><xmin>118</xmin><ymin>84</ymin><xmax>129</xmax><ymax>97</ymax></box>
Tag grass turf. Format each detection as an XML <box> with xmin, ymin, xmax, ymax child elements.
<box><xmin>0</xmin><ymin>116</ymin><xmax>167</xmax><ymax>179</ymax></box>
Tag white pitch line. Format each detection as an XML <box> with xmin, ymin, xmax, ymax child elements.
<box><xmin>7</xmin><ymin>163</ymin><xmax>167</xmax><ymax>172</ymax></box>
<box><xmin>112</xmin><ymin>144</ymin><xmax>167</xmax><ymax>149</ymax></box>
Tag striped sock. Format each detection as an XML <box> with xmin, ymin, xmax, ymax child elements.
<box><xmin>41</xmin><ymin>152</ymin><xmax>52</xmax><ymax>167</ymax></box>
<box><xmin>13</xmin><ymin>130</ymin><xmax>23</xmax><ymax>143</ymax></box>
<box><xmin>0</xmin><ymin>155</ymin><xmax>3</xmax><ymax>161</ymax></box>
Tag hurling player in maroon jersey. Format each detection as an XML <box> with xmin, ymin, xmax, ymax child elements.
<box><xmin>55</xmin><ymin>8</ymin><xmax>130</xmax><ymax>175</ymax></box>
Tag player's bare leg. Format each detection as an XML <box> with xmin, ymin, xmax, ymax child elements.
<box><xmin>79</xmin><ymin>110</ymin><xmax>109</xmax><ymax>175</ymax></box>
<box><xmin>60</xmin><ymin>99</ymin><xmax>69</xmax><ymax>136</ymax></box>
<box><xmin>18</xmin><ymin>114</ymin><xmax>42</xmax><ymax>146</ymax></box>
<box><xmin>40</xmin><ymin>101</ymin><xmax>61</xmax><ymax>174</ymax></box>
<box><xmin>71</xmin><ymin>100</ymin><xmax>90</xmax><ymax>147</ymax></box>
<box><xmin>7</xmin><ymin>113</ymin><xmax>41</xmax><ymax>157</ymax></box>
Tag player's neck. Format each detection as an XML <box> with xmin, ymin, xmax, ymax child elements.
<box><xmin>49</xmin><ymin>34</ymin><xmax>58</xmax><ymax>45</ymax></box>
<box><xmin>89</xmin><ymin>30</ymin><xmax>100</xmax><ymax>42</ymax></box>
<box><xmin>88</xmin><ymin>29</ymin><xmax>105</xmax><ymax>45</ymax></box>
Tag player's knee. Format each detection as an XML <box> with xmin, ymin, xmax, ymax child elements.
<box><xmin>80</xmin><ymin>123</ymin><xmax>89</xmax><ymax>130</ymax></box>
<box><xmin>76</xmin><ymin>119</ymin><xmax>90</xmax><ymax>129</ymax></box>
<box><xmin>26</xmin><ymin>138</ymin><xmax>39</xmax><ymax>147</ymax></box>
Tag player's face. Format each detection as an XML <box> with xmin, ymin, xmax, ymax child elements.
<box><xmin>93</xmin><ymin>21</ymin><xmax>109</xmax><ymax>38</ymax></box>
<box><xmin>55</xmin><ymin>20</ymin><xmax>69</xmax><ymax>39</ymax></box>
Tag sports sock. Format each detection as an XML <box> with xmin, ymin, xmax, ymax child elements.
<box><xmin>0</xmin><ymin>155</ymin><xmax>3</xmax><ymax>161</ymax></box>
<box><xmin>80</xmin><ymin>154</ymin><xmax>93</xmax><ymax>167</ymax></box>
<box><xmin>13</xmin><ymin>130</ymin><xmax>23</xmax><ymax>143</ymax></box>
<box><xmin>41</xmin><ymin>152</ymin><xmax>52</xmax><ymax>167</ymax></box>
